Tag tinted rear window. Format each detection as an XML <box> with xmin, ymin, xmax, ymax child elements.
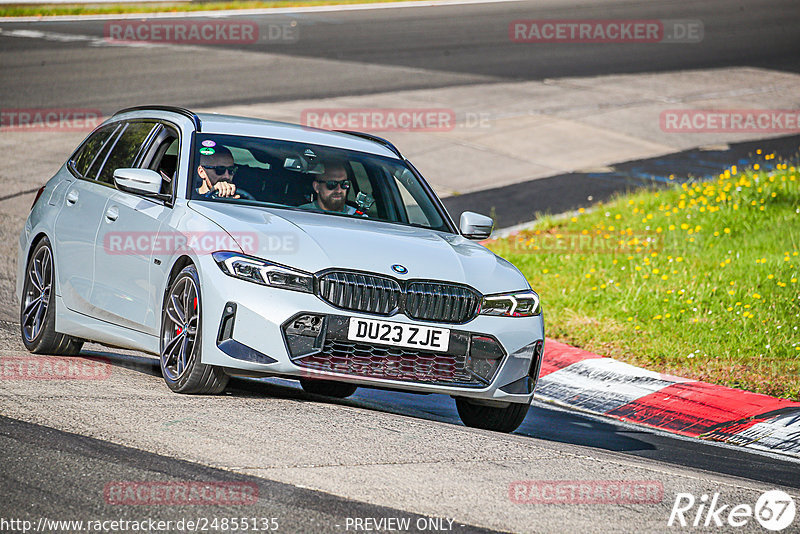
<box><xmin>96</xmin><ymin>122</ymin><xmax>156</xmax><ymax>185</ymax></box>
<box><xmin>70</xmin><ymin>123</ymin><xmax>119</xmax><ymax>178</ymax></box>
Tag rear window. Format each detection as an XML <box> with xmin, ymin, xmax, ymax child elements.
<box><xmin>96</xmin><ymin>122</ymin><xmax>157</xmax><ymax>185</ymax></box>
<box><xmin>70</xmin><ymin>123</ymin><xmax>119</xmax><ymax>179</ymax></box>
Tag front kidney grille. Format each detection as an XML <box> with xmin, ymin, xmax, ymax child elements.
<box><xmin>316</xmin><ymin>271</ymin><xmax>481</xmax><ymax>324</ymax></box>
<box><xmin>318</xmin><ymin>272</ymin><xmax>402</xmax><ymax>315</ymax></box>
<box><xmin>405</xmin><ymin>282</ymin><xmax>480</xmax><ymax>323</ymax></box>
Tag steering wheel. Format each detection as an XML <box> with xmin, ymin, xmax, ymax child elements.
<box><xmin>210</xmin><ymin>188</ymin><xmax>255</xmax><ymax>201</ymax></box>
<box><xmin>234</xmin><ymin>188</ymin><xmax>256</xmax><ymax>201</ymax></box>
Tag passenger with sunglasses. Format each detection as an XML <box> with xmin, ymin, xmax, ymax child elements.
<box><xmin>299</xmin><ymin>162</ymin><xmax>362</xmax><ymax>215</ymax></box>
<box><xmin>196</xmin><ymin>145</ymin><xmax>240</xmax><ymax>199</ymax></box>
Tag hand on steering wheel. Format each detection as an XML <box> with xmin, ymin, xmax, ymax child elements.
<box><xmin>209</xmin><ymin>185</ymin><xmax>255</xmax><ymax>200</ymax></box>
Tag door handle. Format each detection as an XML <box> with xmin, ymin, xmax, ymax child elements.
<box><xmin>105</xmin><ymin>206</ymin><xmax>119</xmax><ymax>222</ymax></box>
<box><xmin>65</xmin><ymin>190</ymin><xmax>79</xmax><ymax>205</ymax></box>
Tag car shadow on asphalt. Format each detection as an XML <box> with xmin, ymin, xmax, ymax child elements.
<box><xmin>79</xmin><ymin>348</ymin><xmax>657</xmax><ymax>453</ymax></box>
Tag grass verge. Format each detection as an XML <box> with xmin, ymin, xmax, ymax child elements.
<box><xmin>487</xmin><ymin>152</ymin><xmax>800</xmax><ymax>400</ymax></box>
<box><xmin>0</xmin><ymin>0</ymin><xmax>410</xmax><ymax>17</ymax></box>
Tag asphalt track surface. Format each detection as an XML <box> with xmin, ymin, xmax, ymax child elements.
<box><xmin>0</xmin><ymin>0</ymin><xmax>798</xmax><ymax>111</ymax></box>
<box><xmin>0</xmin><ymin>415</ymin><xmax>498</xmax><ymax>534</ymax></box>
<box><xmin>2</xmin><ymin>0</ymin><xmax>800</xmax><ymax>531</ymax></box>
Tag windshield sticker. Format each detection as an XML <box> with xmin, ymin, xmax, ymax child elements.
<box><xmin>199</xmin><ymin>147</ymin><xmax>215</xmax><ymax>156</ymax></box>
<box><xmin>201</xmin><ymin>140</ymin><xmax>216</xmax><ymax>148</ymax></box>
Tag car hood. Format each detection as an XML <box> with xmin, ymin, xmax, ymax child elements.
<box><xmin>188</xmin><ymin>202</ymin><xmax>529</xmax><ymax>294</ymax></box>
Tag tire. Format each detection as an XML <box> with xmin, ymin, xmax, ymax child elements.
<box><xmin>300</xmin><ymin>379</ymin><xmax>358</xmax><ymax>398</ymax></box>
<box><xmin>20</xmin><ymin>237</ymin><xmax>83</xmax><ymax>355</ymax></box>
<box><xmin>455</xmin><ymin>397</ymin><xmax>529</xmax><ymax>433</ymax></box>
<box><xmin>160</xmin><ymin>265</ymin><xmax>228</xmax><ymax>394</ymax></box>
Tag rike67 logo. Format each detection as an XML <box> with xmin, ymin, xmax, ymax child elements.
<box><xmin>668</xmin><ymin>490</ymin><xmax>796</xmax><ymax>531</ymax></box>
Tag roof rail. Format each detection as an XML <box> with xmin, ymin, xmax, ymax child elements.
<box><xmin>114</xmin><ymin>105</ymin><xmax>202</xmax><ymax>131</ymax></box>
<box><xmin>334</xmin><ymin>130</ymin><xmax>403</xmax><ymax>158</ymax></box>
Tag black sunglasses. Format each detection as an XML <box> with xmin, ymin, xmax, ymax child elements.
<box><xmin>204</xmin><ymin>165</ymin><xmax>237</xmax><ymax>176</ymax></box>
<box><xmin>317</xmin><ymin>179</ymin><xmax>350</xmax><ymax>190</ymax></box>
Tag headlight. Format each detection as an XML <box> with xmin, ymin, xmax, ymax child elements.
<box><xmin>212</xmin><ymin>251</ymin><xmax>313</xmax><ymax>293</ymax></box>
<box><xmin>479</xmin><ymin>290</ymin><xmax>541</xmax><ymax>317</ymax></box>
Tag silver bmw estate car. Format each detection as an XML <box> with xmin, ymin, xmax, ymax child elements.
<box><xmin>17</xmin><ymin>106</ymin><xmax>544</xmax><ymax>433</ymax></box>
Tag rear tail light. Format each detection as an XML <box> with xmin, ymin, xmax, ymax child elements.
<box><xmin>31</xmin><ymin>185</ymin><xmax>46</xmax><ymax>210</ymax></box>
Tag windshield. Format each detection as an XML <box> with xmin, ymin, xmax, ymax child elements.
<box><xmin>189</xmin><ymin>133</ymin><xmax>452</xmax><ymax>233</ymax></box>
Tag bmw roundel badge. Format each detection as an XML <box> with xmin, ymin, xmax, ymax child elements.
<box><xmin>391</xmin><ymin>264</ymin><xmax>408</xmax><ymax>274</ymax></box>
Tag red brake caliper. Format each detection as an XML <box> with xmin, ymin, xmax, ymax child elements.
<box><xmin>176</xmin><ymin>297</ymin><xmax>197</xmax><ymax>335</ymax></box>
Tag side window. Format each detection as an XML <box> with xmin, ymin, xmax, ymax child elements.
<box><xmin>149</xmin><ymin>134</ymin><xmax>180</xmax><ymax>196</ymax></box>
<box><xmin>70</xmin><ymin>123</ymin><xmax>119</xmax><ymax>179</ymax></box>
<box><xmin>96</xmin><ymin>122</ymin><xmax>157</xmax><ymax>185</ymax></box>
<box><xmin>393</xmin><ymin>169</ymin><xmax>444</xmax><ymax>228</ymax></box>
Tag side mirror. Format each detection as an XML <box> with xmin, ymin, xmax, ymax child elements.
<box><xmin>460</xmin><ymin>211</ymin><xmax>494</xmax><ymax>240</ymax></box>
<box><xmin>114</xmin><ymin>168</ymin><xmax>163</xmax><ymax>196</ymax></box>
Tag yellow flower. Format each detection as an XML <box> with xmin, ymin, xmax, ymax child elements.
<box><xmin>723</xmin><ymin>228</ymin><xmax>731</xmax><ymax>234</ymax></box>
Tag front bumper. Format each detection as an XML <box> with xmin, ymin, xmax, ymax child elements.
<box><xmin>197</xmin><ymin>255</ymin><xmax>545</xmax><ymax>404</ymax></box>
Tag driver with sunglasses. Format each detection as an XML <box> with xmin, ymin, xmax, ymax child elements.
<box><xmin>299</xmin><ymin>161</ymin><xmax>361</xmax><ymax>215</ymax></box>
<box><xmin>196</xmin><ymin>145</ymin><xmax>240</xmax><ymax>199</ymax></box>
